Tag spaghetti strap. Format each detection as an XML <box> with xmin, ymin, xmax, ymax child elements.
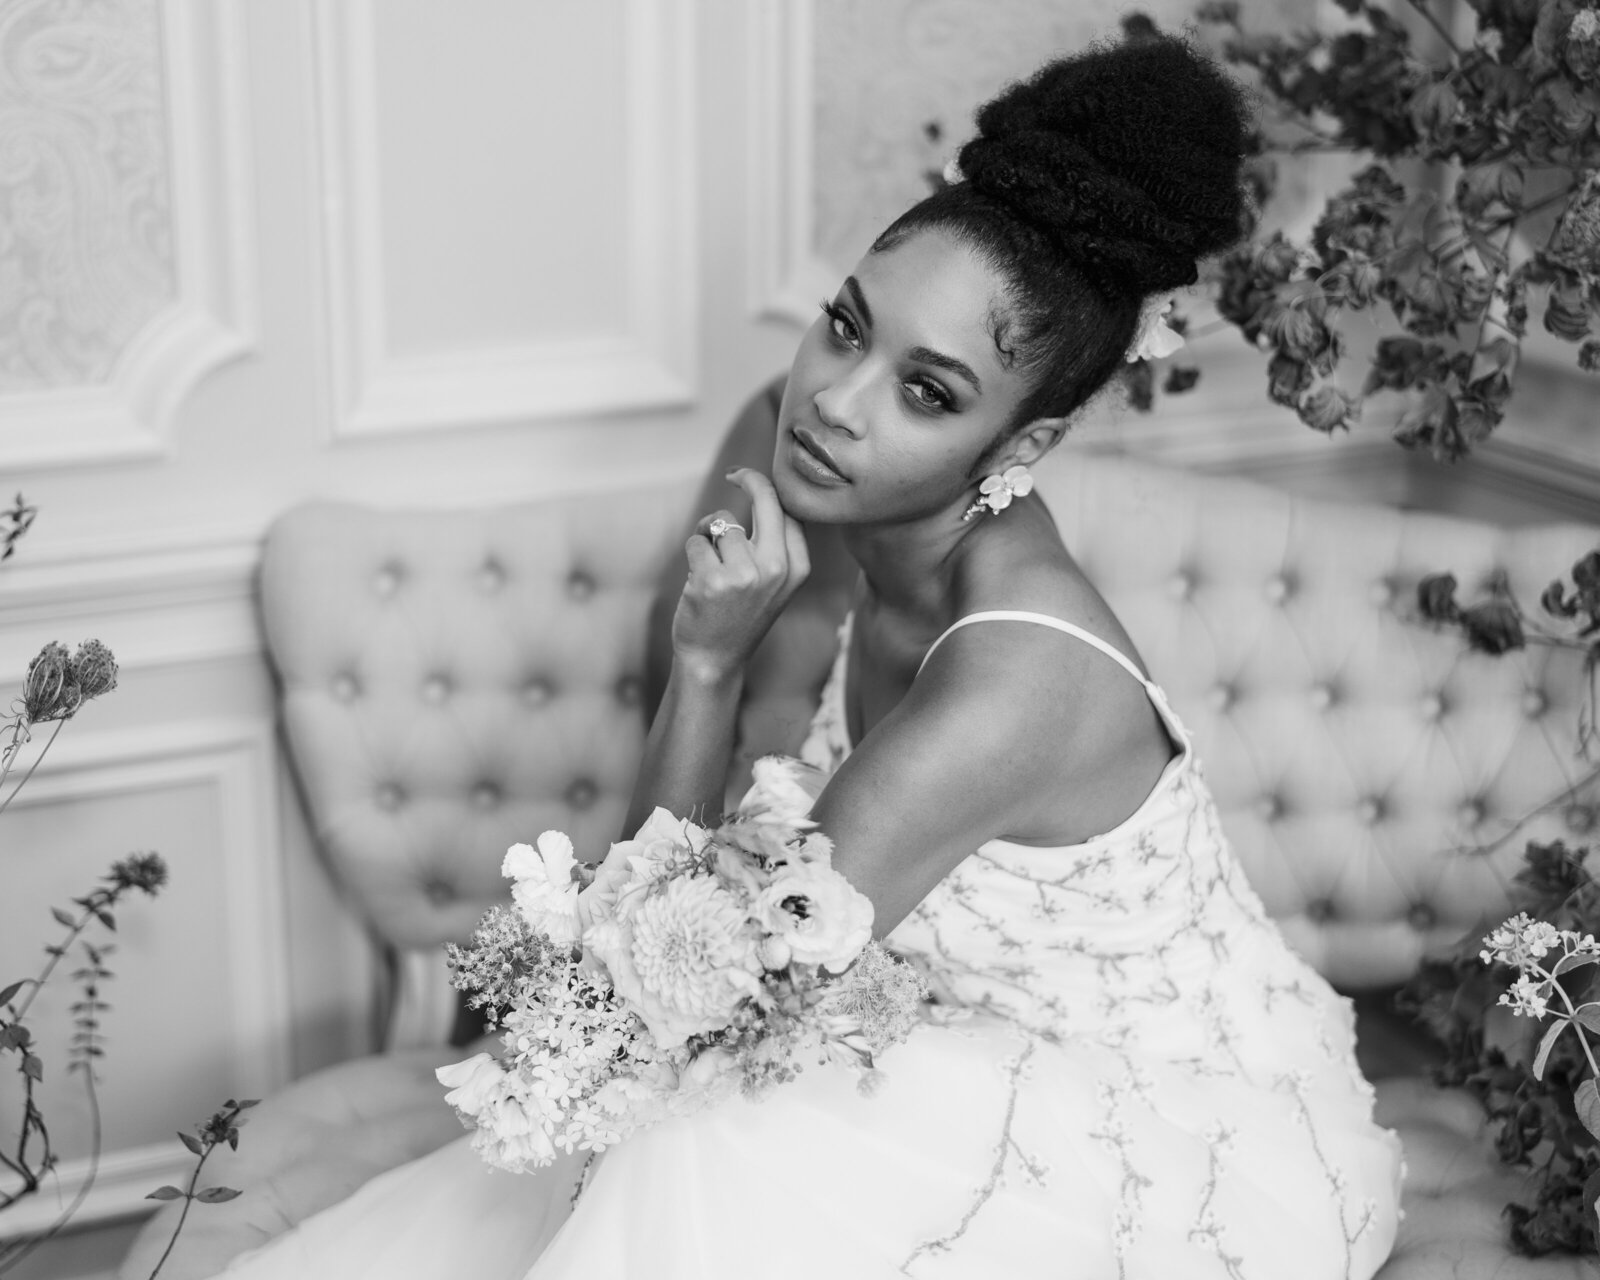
<box><xmin>917</xmin><ymin>610</ymin><xmax>1152</xmax><ymax>686</ymax></box>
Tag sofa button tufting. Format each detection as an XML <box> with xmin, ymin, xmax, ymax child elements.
<box><xmin>616</xmin><ymin>675</ymin><xmax>642</xmax><ymax>706</ymax></box>
<box><xmin>1457</xmin><ymin>798</ymin><xmax>1485</xmax><ymax>828</ymax></box>
<box><xmin>1206</xmin><ymin>683</ymin><xmax>1233</xmax><ymax>713</ymax></box>
<box><xmin>1166</xmin><ymin>571</ymin><xmax>1193</xmax><ymax>601</ymax></box>
<box><xmin>373</xmin><ymin>564</ymin><xmax>403</xmax><ymax>598</ymax></box>
<box><xmin>1407</xmin><ymin>903</ymin><xmax>1436</xmax><ymax>931</ymax></box>
<box><xmin>1522</xmin><ymin>689</ymin><xmax>1548</xmax><ymax>719</ymax></box>
<box><xmin>1306</xmin><ymin>898</ymin><xmax>1335</xmax><ymax>923</ymax></box>
<box><xmin>376</xmin><ymin>783</ymin><xmax>405</xmax><ymax>811</ymax></box>
<box><xmin>422</xmin><ymin>674</ymin><xmax>452</xmax><ymax>705</ymax></box>
<box><xmin>1418</xmin><ymin>693</ymin><xmax>1444</xmax><ymax>722</ymax></box>
<box><xmin>1263</xmin><ymin>574</ymin><xmax>1292</xmax><ymax>605</ymax></box>
<box><xmin>567</xmin><ymin>778</ymin><xmax>599</xmax><ymax>809</ymax></box>
<box><xmin>522</xmin><ymin>677</ymin><xmax>554</xmax><ymax>706</ymax></box>
<box><xmin>1567</xmin><ymin>804</ymin><xmax>1596</xmax><ymax>834</ymax></box>
<box><xmin>567</xmin><ymin>570</ymin><xmax>596</xmax><ymax>600</ymax></box>
<box><xmin>422</xmin><ymin>876</ymin><xmax>456</xmax><ymax>906</ymax></box>
<box><xmin>1368</xmin><ymin>579</ymin><xmax>1394</xmax><ymax>608</ymax></box>
<box><xmin>471</xmin><ymin>782</ymin><xmax>502</xmax><ymax>810</ymax></box>
<box><xmin>1356</xmin><ymin>796</ymin><xmax>1384</xmax><ymax>825</ymax></box>
<box><xmin>1309</xmin><ymin>683</ymin><xmax>1335</xmax><ymax>711</ymax></box>
<box><xmin>332</xmin><ymin>673</ymin><xmax>360</xmax><ymax>702</ymax></box>
<box><xmin>477</xmin><ymin>559</ymin><xmax>505</xmax><ymax>593</ymax></box>
<box><xmin>1255</xmin><ymin>794</ymin><xmax>1283</xmax><ymax>822</ymax></box>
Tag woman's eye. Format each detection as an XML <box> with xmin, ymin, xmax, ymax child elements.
<box><xmin>906</xmin><ymin>379</ymin><xmax>952</xmax><ymax>411</ymax></box>
<box><xmin>819</xmin><ymin>300</ymin><xmax>860</xmax><ymax>347</ymax></box>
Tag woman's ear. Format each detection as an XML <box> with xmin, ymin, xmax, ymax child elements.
<box><xmin>1009</xmin><ymin>416</ymin><xmax>1070</xmax><ymax>468</ymax></box>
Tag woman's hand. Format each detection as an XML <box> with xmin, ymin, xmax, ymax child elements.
<box><xmin>672</xmin><ymin>468</ymin><xmax>810</xmax><ymax>684</ymax></box>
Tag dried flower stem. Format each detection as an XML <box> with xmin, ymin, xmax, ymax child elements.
<box><xmin>9</xmin><ymin>889</ymin><xmax>100</xmax><ymax>1026</ymax></box>
<box><xmin>1401</xmin><ymin>0</ymin><xmax>1463</xmax><ymax>59</ymax></box>
<box><xmin>143</xmin><ymin>1146</ymin><xmax>212</xmax><ymax>1280</ymax></box>
<box><xmin>1448</xmin><ymin>759</ymin><xmax>1600</xmax><ymax>862</ymax></box>
<box><xmin>0</xmin><ymin>720</ymin><xmax>63</xmax><ymax>819</ymax></box>
<box><xmin>0</xmin><ymin>1070</ymin><xmax>101</xmax><ymax>1275</ymax></box>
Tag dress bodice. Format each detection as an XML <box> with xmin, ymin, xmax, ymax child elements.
<box><xmin>798</xmin><ymin>612</ymin><xmax>1342</xmax><ymax>1079</ymax></box>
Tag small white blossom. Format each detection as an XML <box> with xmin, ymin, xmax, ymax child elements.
<box><xmin>1497</xmin><ymin>974</ymin><xmax>1552</xmax><ymax>1019</ymax></box>
<box><xmin>1479</xmin><ymin>913</ymin><xmax>1561</xmax><ymax>970</ymax></box>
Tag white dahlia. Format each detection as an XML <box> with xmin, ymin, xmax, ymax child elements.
<box><xmin>587</xmin><ymin>874</ymin><xmax>761</xmax><ymax>1051</ymax></box>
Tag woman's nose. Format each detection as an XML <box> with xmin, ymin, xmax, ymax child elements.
<box><xmin>812</xmin><ymin>378</ymin><xmax>864</xmax><ymax>437</ymax></box>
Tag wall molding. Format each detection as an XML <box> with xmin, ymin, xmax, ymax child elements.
<box><xmin>0</xmin><ymin>720</ymin><xmax>290</xmax><ymax>1237</ymax></box>
<box><xmin>0</xmin><ymin>0</ymin><xmax>259</xmax><ymax>472</ymax></box>
<box><xmin>309</xmin><ymin>0</ymin><xmax>698</xmax><ymax>440</ymax></box>
<box><xmin>746</xmin><ymin>0</ymin><xmax>835</xmax><ymax>327</ymax></box>
<box><xmin>0</xmin><ymin>531</ymin><xmax>262</xmax><ymax>680</ymax></box>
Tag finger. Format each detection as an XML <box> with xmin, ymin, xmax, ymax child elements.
<box><xmin>781</xmin><ymin>512</ymin><xmax>811</xmax><ymax>587</ymax></box>
<box><xmin>693</xmin><ymin>510</ymin><xmax>751</xmax><ymax>561</ymax></box>
<box><xmin>725</xmin><ymin>470</ymin><xmax>787</xmax><ymax>566</ymax></box>
<box><xmin>684</xmin><ymin>533</ymin><xmax>721</xmax><ymax>582</ymax></box>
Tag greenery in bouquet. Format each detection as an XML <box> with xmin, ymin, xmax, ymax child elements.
<box><xmin>1121</xmin><ymin>0</ymin><xmax>1600</xmax><ymax>459</ymax></box>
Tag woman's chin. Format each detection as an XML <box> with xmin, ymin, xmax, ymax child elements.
<box><xmin>771</xmin><ymin>457</ymin><xmax>846</xmax><ymax>525</ymax></box>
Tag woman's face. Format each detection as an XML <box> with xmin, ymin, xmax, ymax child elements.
<box><xmin>771</xmin><ymin>230</ymin><xmax>1037</xmax><ymax>527</ymax></box>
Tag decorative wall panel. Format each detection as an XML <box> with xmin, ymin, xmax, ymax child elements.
<box><xmin>312</xmin><ymin>0</ymin><xmax>697</xmax><ymax>439</ymax></box>
<box><xmin>0</xmin><ymin>722</ymin><xmax>289</xmax><ymax>1236</ymax></box>
<box><xmin>0</xmin><ymin>0</ymin><xmax>256</xmax><ymax>469</ymax></box>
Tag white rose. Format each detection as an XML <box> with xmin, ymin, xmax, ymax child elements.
<box><xmin>736</xmin><ymin>755</ymin><xmax>828</xmax><ymax>826</ymax></box>
<box><xmin>752</xmin><ymin>863</ymin><xmax>874</xmax><ymax>973</ymax></box>
<box><xmin>579</xmin><ymin>807</ymin><xmax>707</xmax><ymax>931</ymax></box>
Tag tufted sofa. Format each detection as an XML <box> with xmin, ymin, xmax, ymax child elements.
<box><xmin>120</xmin><ymin>444</ymin><xmax>1600</xmax><ymax>1279</ymax></box>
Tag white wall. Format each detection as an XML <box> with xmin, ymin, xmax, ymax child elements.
<box><xmin>1</xmin><ymin>1</ymin><xmax>1592</xmax><ymax>1274</ymax></box>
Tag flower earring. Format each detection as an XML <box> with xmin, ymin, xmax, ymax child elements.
<box><xmin>962</xmin><ymin>464</ymin><xmax>1034</xmax><ymax>521</ymax></box>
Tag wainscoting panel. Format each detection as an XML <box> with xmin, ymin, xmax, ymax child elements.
<box><xmin>310</xmin><ymin>0</ymin><xmax>697</xmax><ymax>440</ymax></box>
<box><xmin>0</xmin><ymin>721</ymin><xmax>289</xmax><ymax>1238</ymax></box>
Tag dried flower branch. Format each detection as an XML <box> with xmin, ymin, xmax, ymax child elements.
<box><xmin>0</xmin><ymin>857</ymin><xmax>170</xmax><ymax>1272</ymax></box>
<box><xmin>142</xmin><ymin>1098</ymin><xmax>258</xmax><ymax>1280</ymax></box>
<box><xmin>1130</xmin><ymin>0</ymin><xmax>1600</xmax><ymax>458</ymax></box>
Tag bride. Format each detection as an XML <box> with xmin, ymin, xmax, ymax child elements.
<box><xmin>210</xmin><ymin>32</ymin><xmax>1402</xmax><ymax>1280</ymax></box>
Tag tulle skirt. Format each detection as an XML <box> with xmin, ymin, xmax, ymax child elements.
<box><xmin>214</xmin><ymin>1012</ymin><xmax>1401</xmax><ymax>1279</ymax></box>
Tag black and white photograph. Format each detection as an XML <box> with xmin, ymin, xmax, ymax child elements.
<box><xmin>2</xmin><ymin>1</ymin><xmax>1600</xmax><ymax>1277</ymax></box>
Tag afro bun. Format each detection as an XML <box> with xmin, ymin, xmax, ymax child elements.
<box><xmin>953</xmin><ymin>33</ymin><xmax>1252</xmax><ymax>296</ymax></box>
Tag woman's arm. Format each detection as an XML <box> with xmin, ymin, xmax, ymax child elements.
<box><xmin>643</xmin><ymin>376</ymin><xmax>787</xmax><ymax>723</ymax></box>
<box><xmin>808</xmin><ymin>624</ymin><xmax>1116</xmax><ymax>937</ymax></box>
<box><xmin>643</xmin><ymin>377</ymin><xmax>855</xmax><ymax>760</ymax></box>
<box><xmin>623</xmin><ymin>470</ymin><xmax>811</xmax><ymax>835</ymax></box>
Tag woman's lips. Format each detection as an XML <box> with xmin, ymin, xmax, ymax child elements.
<box><xmin>790</xmin><ymin>426</ymin><xmax>848</xmax><ymax>484</ymax></box>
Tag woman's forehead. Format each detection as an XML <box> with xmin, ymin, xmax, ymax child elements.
<box><xmin>852</xmin><ymin>232</ymin><xmax>1014</xmax><ymax>378</ymax></box>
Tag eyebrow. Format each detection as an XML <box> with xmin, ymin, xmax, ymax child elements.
<box><xmin>908</xmin><ymin>345</ymin><xmax>982</xmax><ymax>394</ymax></box>
<box><xmin>843</xmin><ymin>275</ymin><xmax>983</xmax><ymax>395</ymax></box>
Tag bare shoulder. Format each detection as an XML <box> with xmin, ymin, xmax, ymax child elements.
<box><xmin>925</xmin><ymin>504</ymin><xmax>1170</xmax><ymax>792</ymax></box>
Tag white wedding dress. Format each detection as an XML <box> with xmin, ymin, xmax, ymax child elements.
<box><xmin>212</xmin><ymin>611</ymin><xmax>1403</xmax><ymax>1279</ymax></box>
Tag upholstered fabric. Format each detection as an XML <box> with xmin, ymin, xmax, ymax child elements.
<box><xmin>1037</xmin><ymin>451</ymin><xmax>1597</xmax><ymax>990</ymax></box>
<box><xmin>118</xmin><ymin>449</ymin><xmax>1600</xmax><ymax>1279</ymax></box>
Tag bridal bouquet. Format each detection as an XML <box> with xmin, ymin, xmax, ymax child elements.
<box><xmin>436</xmin><ymin>756</ymin><xmax>928</xmax><ymax>1173</ymax></box>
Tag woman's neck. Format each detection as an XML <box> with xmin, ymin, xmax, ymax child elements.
<box><xmin>840</xmin><ymin>503</ymin><xmax>991</xmax><ymax>627</ymax></box>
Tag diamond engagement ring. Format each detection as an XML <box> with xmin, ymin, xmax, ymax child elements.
<box><xmin>707</xmin><ymin>517</ymin><xmax>745</xmax><ymax>542</ymax></box>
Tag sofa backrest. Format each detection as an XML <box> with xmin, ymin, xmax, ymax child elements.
<box><xmin>259</xmin><ymin>484</ymin><xmax>693</xmax><ymax>958</ymax></box>
<box><xmin>260</xmin><ymin>450</ymin><xmax>1598</xmax><ymax>1007</ymax></box>
<box><xmin>1038</xmin><ymin>448</ymin><xmax>1597</xmax><ymax>989</ymax></box>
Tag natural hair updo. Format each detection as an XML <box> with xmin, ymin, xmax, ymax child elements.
<box><xmin>872</xmin><ymin>29</ymin><xmax>1253</xmax><ymax>432</ymax></box>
